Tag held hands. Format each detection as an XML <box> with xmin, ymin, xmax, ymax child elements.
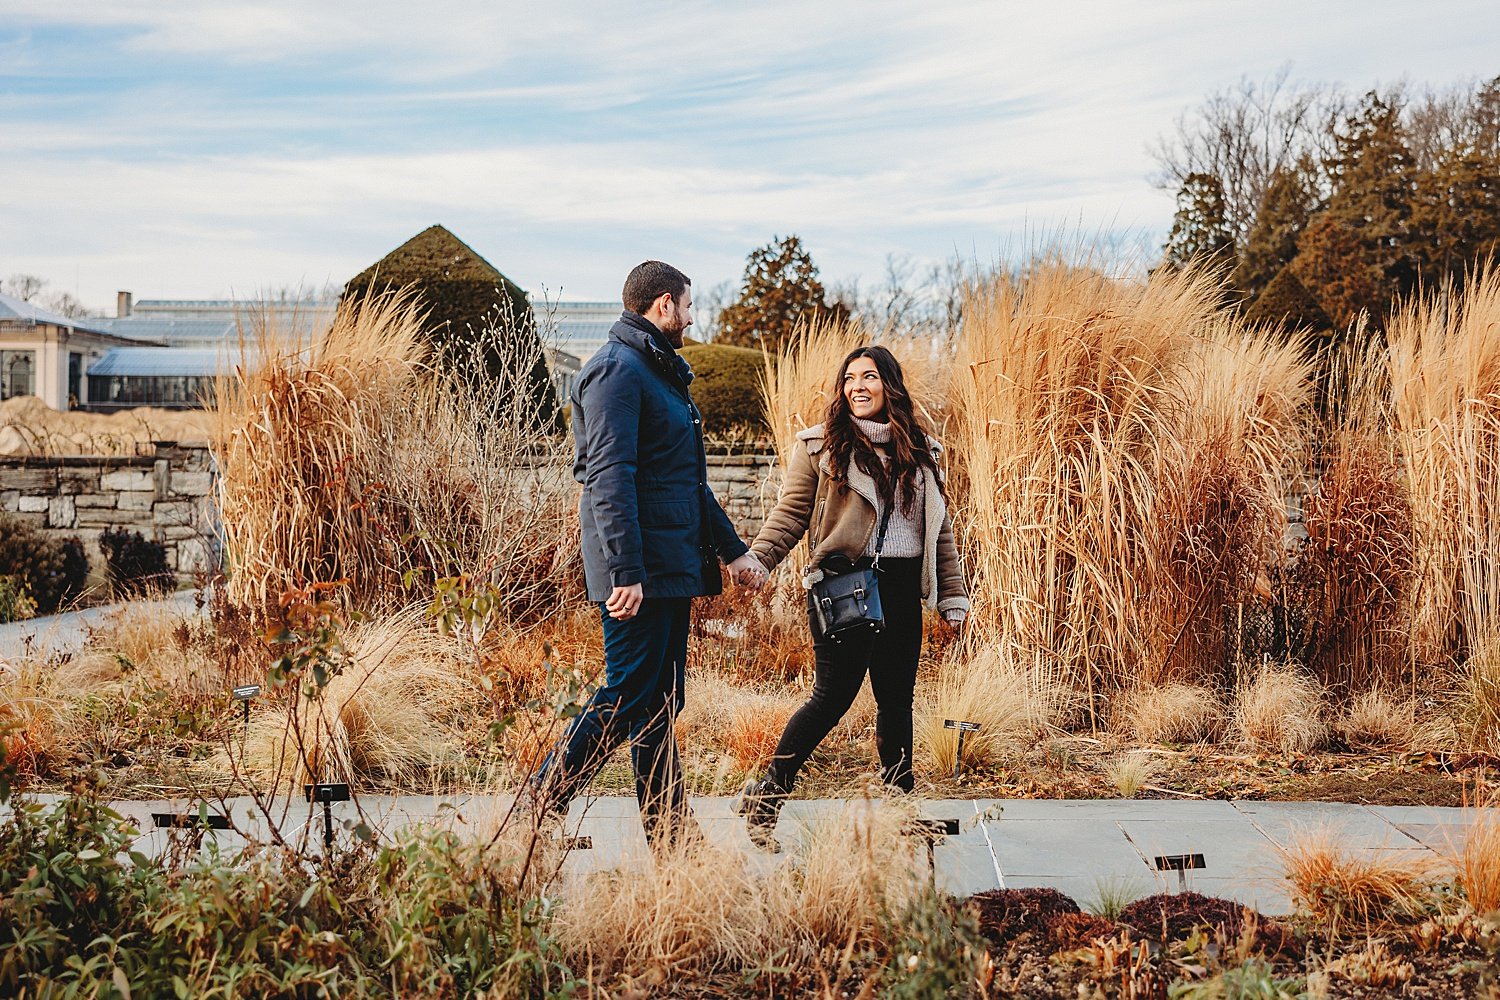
<box><xmin>728</xmin><ymin>552</ymin><xmax>768</xmax><ymax>590</ymax></box>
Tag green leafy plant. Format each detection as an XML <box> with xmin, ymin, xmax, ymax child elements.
<box><xmin>0</xmin><ymin>515</ymin><xmax>88</xmax><ymax>614</ymax></box>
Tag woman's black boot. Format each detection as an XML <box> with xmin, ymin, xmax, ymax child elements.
<box><xmin>735</xmin><ymin>776</ymin><xmax>786</xmax><ymax>852</ymax></box>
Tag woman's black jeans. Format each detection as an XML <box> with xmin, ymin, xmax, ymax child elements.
<box><xmin>764</xmin><ymin>556</ymin><xmax>923</xmax><ymax>793</ymax></box>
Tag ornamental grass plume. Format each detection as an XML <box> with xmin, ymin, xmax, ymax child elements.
<box><xmin>947</xmin><ymin>261</ymin><xmax>1305</xmax><ymax>718</ymax></box>
<box><xmin>1293</xmin><ymin>339</ymin><xmax>1416</xmax><ymax>696</ymax></box>
<box><xmin>1386</xmin><ymin>269</ymin><xmax>1500</xmax><ymax>732</ymax></box>
<box><xmin>213</xmin><ymin>289</ymin><xmax>579</xmax><ymax>619</ymax></box>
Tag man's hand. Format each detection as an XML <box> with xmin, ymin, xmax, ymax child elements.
<box><xmin>606</xmin><ymin>583</ymin><xmax>644</xmax><ymax>620</ymax></box>
<box><xmin>728</xmin><ymin>553</ymin><xmax>768</xmax><ymax>590</ymax></box>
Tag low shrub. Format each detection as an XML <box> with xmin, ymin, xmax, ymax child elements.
<box><xmin>0</xmin><ymin>515</ymin><xmax>88</xmax><ymax>614</ymax></box>
<box><xmin>99</xmin><ymin>526</ymin><xmax>173</xmax><ymax>597</ymax></box>
<box><xmin>0</xmin><ymin>574</ymin><xmax>35</xmax><ymax>624</ymax></box>
<box><xmin>1117</xmin><ymin>892</ymin><xmax>1296</xmax><ymax>955</ymax></box>
<box><xmin>967</xmin><ymin>886</ymin><xmax>1080</xmax><ymax>949</ymax></box>
<box><xmin>680</xmin><ymin>342</ymin><xmax>772</xmax><ymax>436</ymax></box>
<box><xmin>1118</xmin><ymin>682</ymin><xmax>1225</xmax><ymax>744</ymax></box>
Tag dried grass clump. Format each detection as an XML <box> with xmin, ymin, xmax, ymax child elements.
<box><xmin>948</xmin><ymin>261</ymin><xmax>1306</xmax><ymax>718</ymax></box>
<box><xmin>1335</xmin><ymin>689</ymin><xmax>1419</xmax><ymax>751</ymax></box>
<box><xmin>915</xmin><ymin>646</ymin><xmax>1053</xmax><ymax>775</ymax></box>
<box><xmin>1103</xmin><ymin>753</ymin><xmax>1157</xmax><ymax>798</ymax></box>
<box><xmin>1234</xmin><ymin>665</ymin><xmax>1328</xmax><ymax>754</ymax></box>
<box><xmin>1279</xmin><ymin>830</ymin><xmax>1437</xmax><ymax>926</ymax></box>
<box><xmin>214</xmin><ymin>289</ymin><xmax>579</xmax><ymax>619</ymax></box>
<box><xmin>1450</xmin><ymin>793</ymin><xmax>1500</xmax><ymax>914</ymax></box>
<box><xmin>1293</xmin><ymin>344</ymin><xmax>1415</xmax><ymax>694</ymax></box>
<box><xmin>1117</xmin><ymin>682</ymin><xmax>1225</xmax><ymax>744</ymax></box>
<box><xmin>1387</xmin><ymin>269</ymin><xmax>1500</xmax><ymax>699</ymax></box>
<box><xmin>555</xmin><ymin>796</ymin><xmax>926</xmax><ymax>981</ymax></box>
<box><xmin>1461</xmin><ymin>635</ymin><xmax>1500</xmax><ymax>753</ymax></box>
<box><xmin>236</xmin><ymin>611</ymin><xmax>478</xmax><ymax>789</ymax></box>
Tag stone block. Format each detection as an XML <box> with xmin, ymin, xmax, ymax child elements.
<box><xmin>74</xmin><ymin>494</ymin><xmax>117</xmax><ymax>509</ymax></box>
<box><xmin>153</xmin><ymin>500</ymin><xmax>194</xmax><ymax>525</ymax></box>
<box><xmin>0</xmin><ymin>490</ymin><xmax>17</xmax><ymax>512</ymax></box>
<box><xmin>77</xmin><ymin>508</ymin><xmax>153</xmax><ymax>528</ymax></box>
<box><xmin>162</xmin><ymin>525</ymin><xmax>200</xmax><ymax>540</ymax></box>
<box><xmin>118</xmin><ymin>491</ymin><xmax>156</xmax><ymax>512</ymax></box>
<box><xmin>47</xmin><ymin>495</ymin><xmax>76</xmax><ymax>529</ymax></box>
<box><xmin>0</xmin><ymin>468</ymin><xmax>58</xmax><ymax>491</ymax></box>
<box><xmin>100</xmin><ymin>470</ymin><xmax>154</xmax><ymax>492</ymax></box>
<box><xmin>18</xmin><ymin>495</ymin><xmax>49</xmax><ymax>513</ymax></box>
<box><xmin>169</xmin><ymin>471</ymin><xmax>214</xmax><ymax>497</ymax></box>
<box><xmin>176</xmin><ymin>538</ymin><xmax>213</xmax><ymax>575</ymax></box>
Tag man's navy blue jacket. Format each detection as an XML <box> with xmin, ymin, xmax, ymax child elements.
<box><xmin>572</xmin><ymin>312</ymin><xmax>749</xmax><ymax>602</ymax></box>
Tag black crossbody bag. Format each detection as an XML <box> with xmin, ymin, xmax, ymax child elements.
<box><xmin>810</xmin><ymin>503</ymin><xmax>894</xmax><ymax>642</ymax></box>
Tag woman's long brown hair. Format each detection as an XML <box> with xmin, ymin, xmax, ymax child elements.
<box><xmin>823</xmin><ymin>345</ymin><xmax>937</xmax><ymax>515</ymax></box>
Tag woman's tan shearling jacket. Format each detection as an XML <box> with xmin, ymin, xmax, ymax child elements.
<box><xmin>749</xmin><ymin>424</ymin><xmax>970</xmax><ymax>616</ymax></box>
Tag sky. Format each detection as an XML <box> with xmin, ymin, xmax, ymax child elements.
<box><xmin>3</xmin><ymin>1</ymin><xmax>1499</xmax><ymax>313</ymax></box>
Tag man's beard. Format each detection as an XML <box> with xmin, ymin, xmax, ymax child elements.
<box><xmin>659</xmin><ymin>312</ymin><xmax>687</xmax><ymax>348</ymax></box>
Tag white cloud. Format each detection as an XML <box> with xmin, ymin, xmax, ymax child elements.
<box><xmin>4</xmin><ymin>0</ymin><xmax>1499</xmax><ymax>305</ymax></box>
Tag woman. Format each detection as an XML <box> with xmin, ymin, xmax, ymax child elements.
<box><xmin>735</xmin><ymin>345</ymin><xmax>969</xmax><ymax>850</ymax></box>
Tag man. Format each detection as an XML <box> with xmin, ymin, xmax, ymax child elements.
<box><xmin>533</xmin><ymin>260</ymin><xmax>767</xmax><ymax>851</ymax></box>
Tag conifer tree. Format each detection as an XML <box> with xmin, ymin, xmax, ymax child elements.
<box><xmin>1233</xmin><ymin>158</ymin><xmax>1321</xmax><ymax>303</ymax></box>
<box><xmin>717</xmin><ymin>235</ymin><xmax>844</xmax><ymax>354</ymax></box>
<box><xmin>1160</xmin><ymin>172</ymin><xmax>1237</xmax><ymax>273</ymax></box>
<box><xmin>1322</xmin><ymin>92</ymin><xmax>1420</xmax><ymax>305</ymax></box>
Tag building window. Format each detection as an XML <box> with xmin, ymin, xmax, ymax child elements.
<box><xmin>85</xmin><ymin>374</ymin><xmax>215</xmax><ymax>410</ymax></box>
<box><xmin>1</xmin><ymin>350</ymin><xmax>35</xmax><ymax>400</ymax></box>
<box><xmin>69</xmin><ymin>353</ymin><xmax>83</xmax><ymax>408</ymax></box>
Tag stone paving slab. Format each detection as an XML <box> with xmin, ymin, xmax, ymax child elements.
<box><xmin>1231</xmin><ymin>800</ymin><xmax>1426</xmax><ymax>852</ymax></box>
<box><xmin>988</xmin><ymin>819</ymin><xmax>1150</xmax><ymax>878</ymax></box>
<box><xmin>1118</xmin><ymin>818</ymin><xmax>1284</xmax><ymax>884</ymax></box>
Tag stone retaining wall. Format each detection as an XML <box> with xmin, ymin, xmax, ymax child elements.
<box><xmin>0</xmin><ymin>446</ymin><xmax>779</xmax><ymax>583</ymax></box>
<box><xmin>0</xmin><ymin>443</ymin><xmax>218</xmax><ymax>582</ymax></box>
<box><xmin>705</xmin><ymin>452</ymin><xmax>781</xmax><ymax>538</ymax></box>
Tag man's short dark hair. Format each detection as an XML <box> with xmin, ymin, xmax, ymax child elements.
<box><xmin>622</xmin><ymin>260</ymin><xmax>691</xmax><ymax>314</ymax></box>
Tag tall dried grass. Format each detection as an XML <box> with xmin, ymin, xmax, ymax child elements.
<box><xmin>948</xmin><ymin>263</ymin><xmax>1305</xmax><ymax>716</ymax></box>
<box><xmin>1387</xmin><ymin>269</ymin><xmax>1500</xmax><ymax>749</ymax></box>
<box><xmin>1293</xmin><ymin>341</ymin><xmax>1416</xmax><ymax>695</ymax></box>
<box><xmin>213</xmin><ymin>289</ymin><xmax>579</xmax><ymax>619</ymax></box>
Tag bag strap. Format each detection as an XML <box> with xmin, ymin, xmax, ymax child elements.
<box><xmin>871</xmin><ymin>497</ymin><xmax>894</xmax><ymax>570</ymax></box>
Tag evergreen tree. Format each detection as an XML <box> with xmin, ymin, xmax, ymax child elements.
<box><xmin>1322</xmin><ymin>91</ymin><xmax>1420</xmax><ymax>308</ymax></box>
<box><xmin>1293</xmin><ymin>213</ymin><xmax>1384</xmax><ymax>330</ymax></box>
<box><xmin>343</xmin><ymin>225</ymin><xmax>560</xmax><ymax>432</ymax></box>
<box><xmin>1232</xmin><ymin>158</ymin><xmax>1320</xmax><ymax>303</ymax></box>
<box><xmin>1160</xmin><ymin>172</ymin><xmax>1237</xmax><ymax>273</ymax></box>
<box><xmin>1243</xmin><ymin>265</ymin><xmax>1333</xmax><ymax>335</ymax></box>
<box><xmin>717</xmin><ymin>235</ymin><xmax>844</xmax><ymax>354</ymax></box>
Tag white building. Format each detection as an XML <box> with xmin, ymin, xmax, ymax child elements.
<box><xmin>0</xmin><ymin>292</ymin><xmax>154</xmax><ymax>410</ymax></box>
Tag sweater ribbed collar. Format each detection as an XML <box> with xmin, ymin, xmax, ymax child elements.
<box><xmin>853</xmin><ymin>416</ymin><xmax>892</xmax><ymax>444</ymax></box>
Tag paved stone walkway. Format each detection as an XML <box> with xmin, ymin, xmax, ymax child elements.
<box><xmin>0</xmin><ymin>589</ymin><xmax>203</xmax><ymax>664</ymax></box>
<box><xmin>19</xmin><ymin>793</ymin><xmax>1488</xmax><ymax>917</ymax></box>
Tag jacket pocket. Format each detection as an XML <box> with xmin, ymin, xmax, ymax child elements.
<box><xmin>641</xmin><ymin>499</ymin><xmax>694</xmax><ymax>527</ymax></box>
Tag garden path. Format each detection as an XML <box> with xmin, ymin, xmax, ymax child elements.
<box><xmin>16</xmin><ymin>792</ymin><xmax>1488</xmax><ymax>917</ymax></box>
<box><xmin>0</xmin><ymin>589</ymin><xmax>203</xmax><ymax>665</ymax></box>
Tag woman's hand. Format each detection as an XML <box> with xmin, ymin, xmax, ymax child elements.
<box><xmin>729</xmin><ymin>552</ymin><xmax>768</xmax><ymax>590</ymax></box>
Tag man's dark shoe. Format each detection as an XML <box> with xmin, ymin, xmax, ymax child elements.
<box><xmin>735</xmin><ymin>777</ymin><xmax>786</xmax><ymax>853</ymax></box>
